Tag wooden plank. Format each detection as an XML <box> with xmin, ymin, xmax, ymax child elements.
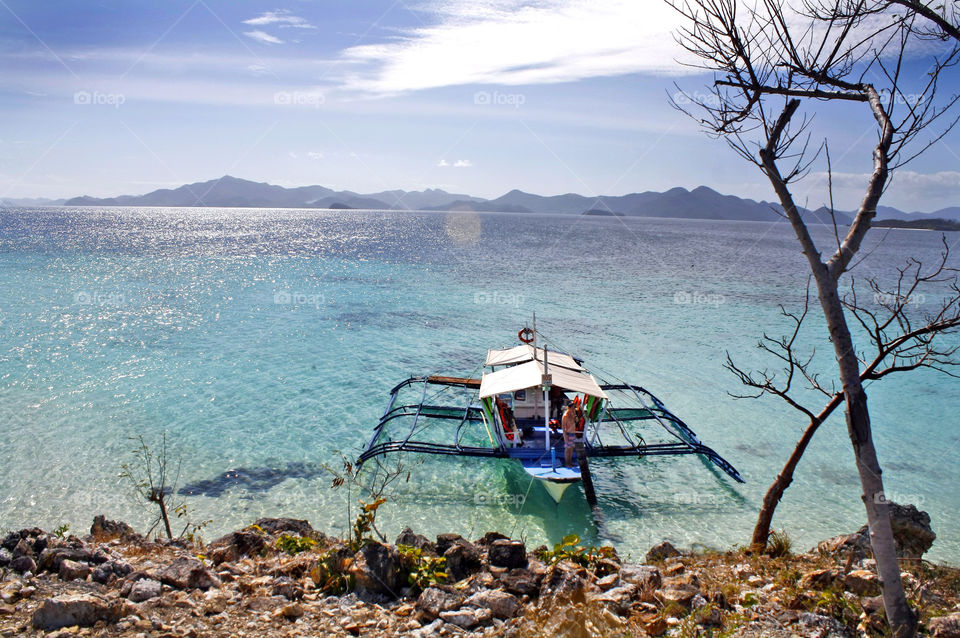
<box><xmin>426</xmin><ymin>375</ymin><xmax>482</xmax><ymax>388</ymax></box>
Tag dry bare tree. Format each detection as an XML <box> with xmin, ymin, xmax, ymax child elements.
<box><xmin>726</xmin><ymin>242</ymin><xmax>960</xmax><ymax>551</ymax></box>
<box><xmin>669</xmin><ymin>0</ymin><xmax>959</xmax><ymax>634</ymax></box>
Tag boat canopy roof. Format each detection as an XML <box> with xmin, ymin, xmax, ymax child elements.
<box><xmin>484</xmin><ymin>344</ymin><xmax>583</xmax><ymax>371</ymax></box>
<box><xmin>479</xmin><ymin>359</ymin><xmax>608</xmax><ymax>399</ymax></box>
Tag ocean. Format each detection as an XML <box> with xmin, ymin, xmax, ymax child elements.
<box><xmin>0</xmin><ymin>206</ymin><xmax>957</xmax><ymax>563</ymax></box>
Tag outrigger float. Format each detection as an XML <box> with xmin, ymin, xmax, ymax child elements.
<box><xmin>357</xmin><ymin>323</ymin><xmax>744</xmax><ymax>504</ymax></box>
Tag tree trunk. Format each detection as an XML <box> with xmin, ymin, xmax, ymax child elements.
<box><xmin>751</xmin><ymin>417</ymin><xmax>823</xmax><ymax>550</ymax></box>
<box><xmin>753</xmin><ymin>392</ymin><xmax>846</xmax><ymax>549</ymax></box>
<box><xmin>816</xmin><ymin>279</ymin><xmax>916</xmax><ymax>637</ymax></box>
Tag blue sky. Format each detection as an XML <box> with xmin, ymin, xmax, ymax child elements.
<box><xmin>1</xmin><ymin>0</ymin><xmax>958</xmax><ymax>211</ymax></box>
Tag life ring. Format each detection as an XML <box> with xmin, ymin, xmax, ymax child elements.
<box><xmin>518</xmin><ymin>327</ymin><xmax>535</xmax><ymax>344</ymax></box>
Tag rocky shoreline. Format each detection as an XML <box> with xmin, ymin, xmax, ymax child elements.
<box><xmin>0</xmin><ymin>511</ymin><xmax>958</xmax><ymax>638</ymax></box>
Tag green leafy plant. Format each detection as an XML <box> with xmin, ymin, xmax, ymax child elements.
<box><xmin>53</xmin><ymin>523</ymin><xmax>70</xmax><ymax>539</ymax></box>
<box><xmin>535</xmin><ymin>534</ymin><xmax>618</xmax><ymax>568</ymax></box>
<box><xmin>276</xmin><ymin>533</ymin><xmax>318</xmax><ymax>556</ymax></box>
<box><xmin>351</xmin><ymin>497</ymin><xmax>386</xmax><ymax>552</ymax></box>
<box><xmin>310</xmin><ymin>547</ymin><xmax>354</xmax><ymax>594</ymax></box>
<box><xmin>398</xmin><ymin>544</ymin><xmax>448</xmax><ymax>589</ymax></box>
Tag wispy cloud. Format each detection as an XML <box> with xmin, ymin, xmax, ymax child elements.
<box><xmin>244</xmin><ymin>30</ymin><xmax>284</xmax><ymax>45</ymax></box>
<box><xmin>243</xmin><ymin>10</ymin><xmax>315</xmax><ymax>29</ymax></box>
<box><xmin>341</xmin><ymin>0</ymin><xmax>691</xmax><ymax>94</ymax></box>
<box><xmin>438</xmin><ymin>159</ymin><xmax>473</xmax><ymax>168</ymax></box>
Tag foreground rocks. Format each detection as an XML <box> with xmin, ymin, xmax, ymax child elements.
<box><xmin>0</xmin><ymin>512</ymin><xmax>956</xmax><ymax>637</ymax></box>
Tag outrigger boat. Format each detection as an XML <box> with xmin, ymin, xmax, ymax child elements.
<box><xmin>357</xmin><ymin>323</ymin><xmax>744</xmax><ymax>504</ymax></box>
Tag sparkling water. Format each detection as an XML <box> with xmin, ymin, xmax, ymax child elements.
<box><xmin>0</xmin><ymin>207</ymin><xmax>956</xmax><ymax>563</ymax></box>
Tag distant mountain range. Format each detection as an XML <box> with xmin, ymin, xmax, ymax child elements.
<box><xmin>27</xmin><ymin>175</ymin><xmax>954</xmax><ymax>224</ymax></box>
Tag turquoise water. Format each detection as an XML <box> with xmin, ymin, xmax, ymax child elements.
<box><xmin>0</xmin><ymin>207</ymin><xmax>957</xmax><ymax>563</ymax></box>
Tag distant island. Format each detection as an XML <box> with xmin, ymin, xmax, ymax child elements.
<box><xmin>582</xmin><ymin>209</ymin><xmax>625</xmax><ymax>216</ymax></box>
<box><xmin>5</xmin><ymin>175</ymin><xmax>955</xmax><ymax>226</ymax></box>
<box><xmin>874</xmin><ymin>218</ymin><xmax>960</xmax><ymax>232</ymax></box>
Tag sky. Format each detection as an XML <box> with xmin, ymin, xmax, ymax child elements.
<box><xmin>0</xmin><ymin>0</ymin><xmax>958</xmax><ymax>211</ymax></box>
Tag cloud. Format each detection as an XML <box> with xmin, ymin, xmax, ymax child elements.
<box><xmin>437</xmin><ymin>159</ymin><xmax>449</xmax><ymax>167</ymax></box>
<box><xmin>307</xmin><ymin>151</ymin><xmax>324</xmax><ymax>160</ymax></box>
<box><xmin>244</xmin><ymin>10</ymin><xmax>315</xmax><ymax>29</ymax></box>
<box><xmin>453</xmin><ymin>159</ymin><xmax>473</xmax><ymax>167</ymax></box>
<box><xmin>244</xmin><ymin>30</ymin><xmax>284</xmax><ymax>45</ymax></box>
<box><xmin>804</xmin><ymin>170</ymin><xmax>960</xmax><ymax>211</ymax></box>
<box><xmin>341</xmin><ymin>0</ymin><xmax>692</xmax><ymax>93</ymax></box>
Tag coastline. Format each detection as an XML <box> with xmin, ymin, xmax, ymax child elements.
<box><xmin>1</xmin><ymin>514</ymin><xmax>958</xmax><ymax>638</ymax></box>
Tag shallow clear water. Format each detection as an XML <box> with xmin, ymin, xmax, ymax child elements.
<box><xmin>0</xmin><ymin>207</ymin><xmax>957</xmax><ymax>563</ymax></box>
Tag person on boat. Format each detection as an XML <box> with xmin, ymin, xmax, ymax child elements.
<box><xmin>562</xmin><ymin>400</ymin><xmax>579</xmax><ymax>467</ymax></box>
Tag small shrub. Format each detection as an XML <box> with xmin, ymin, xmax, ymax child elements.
<box><xmin>766</xmin><ymin>529</ymin><xmax>792</xmax><ymax>558</ymax></box>
<box><xmin>53</xmin><ymin>523</ymin><xmax>70</xmax><ymax>539</ymax></box>
<box><xmin>535</xmin><ymin>534</ymin><xmax>617</xmax><ymax>568</ymax></box>
<box><xmin>310</xmin><ymin>547</ymin><xmax>354</xmax><ymax>594</ymax></box>
<box><xmin>398</xmin><ymin>544</ymin><xmax>448</xmax><ymax>589</ymax></box>
<box><xmin>275</xmin><ymin>533</ymin><xmax>318</xmax><ymax>556</ymax></box>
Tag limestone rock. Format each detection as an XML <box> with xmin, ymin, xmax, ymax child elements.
<box><xmin>488</xmin><ymin>539</ymin><xmax>527</xmax><ymax>569</ymax></box>
<box><xmin>252</xmin><ymin>517</ymin><xmax>314</xmax><ymax>537</ymax></box>
<box><xmin>59</xmin><ymin>558</ymin><xmax>91</xmax><ymax>581</ymax></box>
<box><xmin>646</xmin><ymin>541</ymin><xmax>681</xmax><ymax>562</ymax></box>
<box><xmin>440</xmin><ymin>607</ymin><xmax>492</xmax><ymax>629</ymax></box>
<box><xmin>157</xmin><ymin>557</ymin><xmax>220</xmax><ymax>590</ymax></box>
<box><xmin>499</xmin><ymin>567</ymin><xmax>541</xmax><ymax>596</ymax></box>
<box><xmin>843</xmin><ymin>569</ymin><xmax>880</xmax><ymax>596</ymax></box>
<box><xmin>929</xmin><ymin>612</ymin><xmax>960</xmax><ymax>638</ymax></box>
<box><xmin>128</xmin><ymin>579</ymin><xmax>162</xmax><ymax>603</ymax></box>
<box><xmin>10</xmin><ymin>555</ymin><xmax>36</xmax><ymax>574</ymax></box>
<box><xmin>349</xmin><ymin>542</ymin><xmax>402</xmax><ymax>596</ymax></box>
<box><xmin>589</xmin><ymin>583</ymin><xmax>638</xmax><ymax>613</ymax></box>
<box><xmin>799</xmin><ymin>568</ymin><xmax>842</xmax><ymax>590</ymax></box>
<box><xmin>416</xmin><ymin>586</ymin><xmax>462</xmax><ymax>620</ymax></box>
<box><xmin>464</xmin><ymin>589</ymin><xmax>520</xmax><ymax>619</ymax></box>
<box><xmin>443</xmin><ymin>540</ymin><xmax>482</xmax><ymax>581</ymax></box>
<box><xmin>620</xmin><ymin>565</ymin><xmax>662</xmax><ymax>592</ymax></box>
<box><xmin>396</xmin><ymin>528</ymin><xmax>432</xmax><ymax>551</ymax></box>
<box><xmin>435</xmin><ymin>533</ymin><xmax>466</xmax><ymax>556</ymax></box>
<box><xmin>207</xmin><ymin>530</ymin><xmax>267</xmax><ymax>565</ymax></box>
<box><xmin>541</xmin><ymin>561</ymin><xmax>589</xmax><ymax>602</ymax></box>
<box><xmin>271</xmin><ymin>576</ymin><xmax>303</xmax><ymax>600</ymax></box>
<box><xmin>32</xmin><ymin>594</ymin><xmax>130</xmax><ymax>630</ymax></box>
<box><xmin>816</xmin><ymin>502</ymin><xmax>936</xmax><ymax>559</ymax></box>
<box><xmin>90</xmin><ymin>515</ymin><xmax>138</xmax><ymax>540</ymax></box>
<box><xmin>37</xmin><ymin>547</ymin><xmax>101</xmax><ymax>573</ymax></box>
<box><xmin>0</xmin><ymin>547</ymin><xmax>11</xmax><ymax>567</ymax></box>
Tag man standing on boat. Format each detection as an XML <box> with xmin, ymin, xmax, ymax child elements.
<box><xmin>562</xmin><ymin>400</ymin><xmax>579</xmax><ymax>467</ymax></box>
